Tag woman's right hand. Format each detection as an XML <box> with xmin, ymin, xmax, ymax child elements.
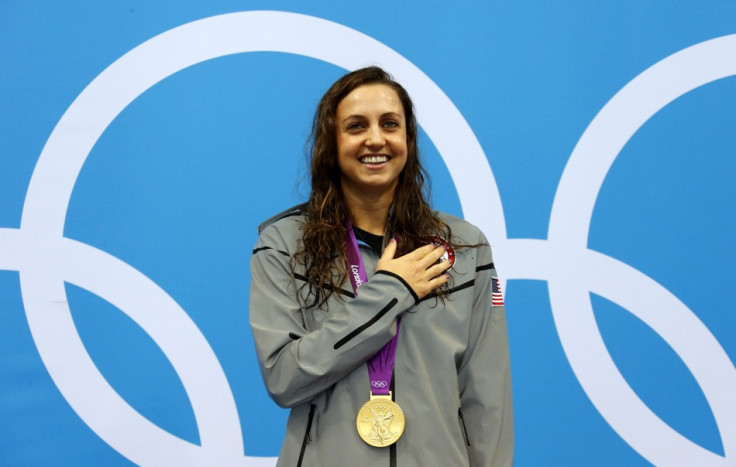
<box><xmin>376</xmin><ymin>239</ymin><xmax>452</xmax><ymax>300</ymax></box>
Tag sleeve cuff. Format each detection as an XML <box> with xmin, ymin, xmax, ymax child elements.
<box><xmin>374</xmin><ymin>270</ymin><xmax>419</xmax><ymax>303</ymax></box>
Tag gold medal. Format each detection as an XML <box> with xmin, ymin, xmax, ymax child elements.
<box><xmin>356</xmin><ymin>392</ymin><xmax>405</xmax><ymax>447</ymax></box>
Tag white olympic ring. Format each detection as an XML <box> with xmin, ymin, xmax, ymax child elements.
<box><xmin>0</xmin><ymin>10</ymin><xmax>733</xmax><ymax>467</ymax></box>
<box><xmin>371</xmin><ymin>381</ymin><xmax>389</xmax><ymax>389</ymax></box>
<box><xmin>498</xmin><ymin>35</ymin><xmax>736</xmax><ymax>465</ymax></box>
<box><xmin>0</xmin><ymin>11</ymin><xmax>500</xmax><ymax>467</ymax></box>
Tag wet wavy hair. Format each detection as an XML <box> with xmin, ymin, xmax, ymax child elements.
<box><xmin>295</xmin><ymin>66</ymin><xmax>451</xmax><ymax>308</ymax></box>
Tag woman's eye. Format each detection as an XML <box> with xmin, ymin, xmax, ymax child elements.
<box><xmin>347</xmin><ymin>122</ymin><xmax>363</xmax><ymax>130</ymax></box>
<box><xmin>384</xmin><ymin>120</ymin><xmax>399</xmax><ymax>128</ymax></box>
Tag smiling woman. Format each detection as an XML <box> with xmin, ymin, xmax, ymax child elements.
<box><xmin>336</xmin><ymin>83</ymin><xmax>408</xmax><ymax>218</ymax></box>
<box><xmin>249</xmin><ymin>67</ymin><xmax>513</xmax><ymax>466</ymax></box>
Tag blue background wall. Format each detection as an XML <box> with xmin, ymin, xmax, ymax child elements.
<box><xmin>1</xmin><ymin>2</ymin><xmax>735</xmax><ymax>465</ymax></box>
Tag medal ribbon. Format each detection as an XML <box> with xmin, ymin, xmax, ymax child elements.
<box><xmin>345</xmin><ymin>218</ymin><xmax>400</xmax><ymax>396</ymax></box>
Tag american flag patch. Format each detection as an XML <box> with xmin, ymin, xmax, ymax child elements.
<box><xmin>492</xmin><ymin>277</ymin><xmax>504</xmax><ymax>306</ymax></box>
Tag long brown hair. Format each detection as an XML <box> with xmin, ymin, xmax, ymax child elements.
<box><xmin>295</xmin><ymin>66</ymin><xmax>450</xmax><ymax>308</ymax></box>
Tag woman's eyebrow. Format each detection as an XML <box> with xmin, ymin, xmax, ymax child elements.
<box><xmin>342</xmin><ymin>112</ymin><xmax>402</xmax><ymax>122</ymax></box>
<box><xmin>341</xmin><ymin>114</ymin><xmax>366</xmax><ymax>122</ymax></box>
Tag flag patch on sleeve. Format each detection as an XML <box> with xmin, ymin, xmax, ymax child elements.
<box><xmin>492</xmin><ymin>277</ymin><xmax>504</xmax><ymax>306</ymax></box>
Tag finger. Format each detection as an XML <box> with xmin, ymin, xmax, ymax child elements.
<box><xmin>425</xmin><ymin>273</ymin><xmax>450</xmax><ymax>293</ymax></box>
<box><xmin>418</xmin><ymin>245</ymin><xmax>448</xmax><ymax>269</ymax></box>
<box><xmin>380</xmin><ymin>237</ymin><xmax>398</xmax><ymax>260</ymax></box>
<box><xmin>404</xmin><ymin>243</ymin><xmax>436</xmax><ymax>260</ymax></box>
<box><xmin>426</xmin><ymin>258</ymin><xmax>453</xmax><ymax>277</ymax></box>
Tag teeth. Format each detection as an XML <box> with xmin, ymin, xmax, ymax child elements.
<box><xmin>360</xmin><ymin>155</ymin><xmax>388</xmax><ymax>164</ymax></box>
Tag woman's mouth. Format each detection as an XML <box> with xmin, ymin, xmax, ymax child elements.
<box><xmin>359</xmin><ymin>155</ymin><xmax>390</xmax><ymax>164</ymax></box>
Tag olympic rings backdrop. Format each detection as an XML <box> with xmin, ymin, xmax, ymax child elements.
<box><xmin>2</xmin><ymin>2</ymin><xmax>735</xmax><ymax>466</ymax></box>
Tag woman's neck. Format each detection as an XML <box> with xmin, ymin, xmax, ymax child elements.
<box><xmin>343</xmin><ymin>189</ymin><xmax>394</xmax><ymax>236</ymax></box>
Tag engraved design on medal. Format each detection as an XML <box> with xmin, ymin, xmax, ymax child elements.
<box><xmin>356</xmin><ymin>398</ymin><xmax>405</xmax><ymax>447</ymax></box>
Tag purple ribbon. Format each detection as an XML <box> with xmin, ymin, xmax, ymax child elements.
<box><xmin>345</xmin><ymin>218</ymin><xmax>400</xmax><ymax>396</ymax></box>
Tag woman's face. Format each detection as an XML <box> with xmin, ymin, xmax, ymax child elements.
<box><xmin>335</xmin><ymin>83</ymin><xmax>408</xmax><ymax>200</ymax></box>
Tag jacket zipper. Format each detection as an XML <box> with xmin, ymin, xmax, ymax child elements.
<box><xmin>458</xmin><ymin>409</ymin><xmax>471</xmax><ymax>447</ymax></box>
<box><xmin>297</xmin><ymin>404</ymin><xmax>316</xmax><ymax>467</ymax></box>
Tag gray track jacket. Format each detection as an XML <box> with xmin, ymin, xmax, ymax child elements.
<box><xmin>249</xmin><ymin>211</ymin><xmax>513</xmax><ymax>466</ymax></box>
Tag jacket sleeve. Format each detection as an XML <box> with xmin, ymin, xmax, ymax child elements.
<box><xmin>248</xmin><ymin>223</ymin><xmax>417</xmax><ymax>408</ymax></box>
<box><xmin>457</xmin><ymin>235</ymin><xmax>514</xmax><ymax>466</ymax></box>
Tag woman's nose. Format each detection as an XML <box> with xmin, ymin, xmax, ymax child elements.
<box><xmin>365</xmin><ymin>126</ymin><xmax>385</xmax><ymax>147</ymax></box>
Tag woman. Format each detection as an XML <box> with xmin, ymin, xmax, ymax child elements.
<box><xmin>250</xmin><ymin>66</ymin><xmax>513</xmax><ymax>466</ymax></box>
